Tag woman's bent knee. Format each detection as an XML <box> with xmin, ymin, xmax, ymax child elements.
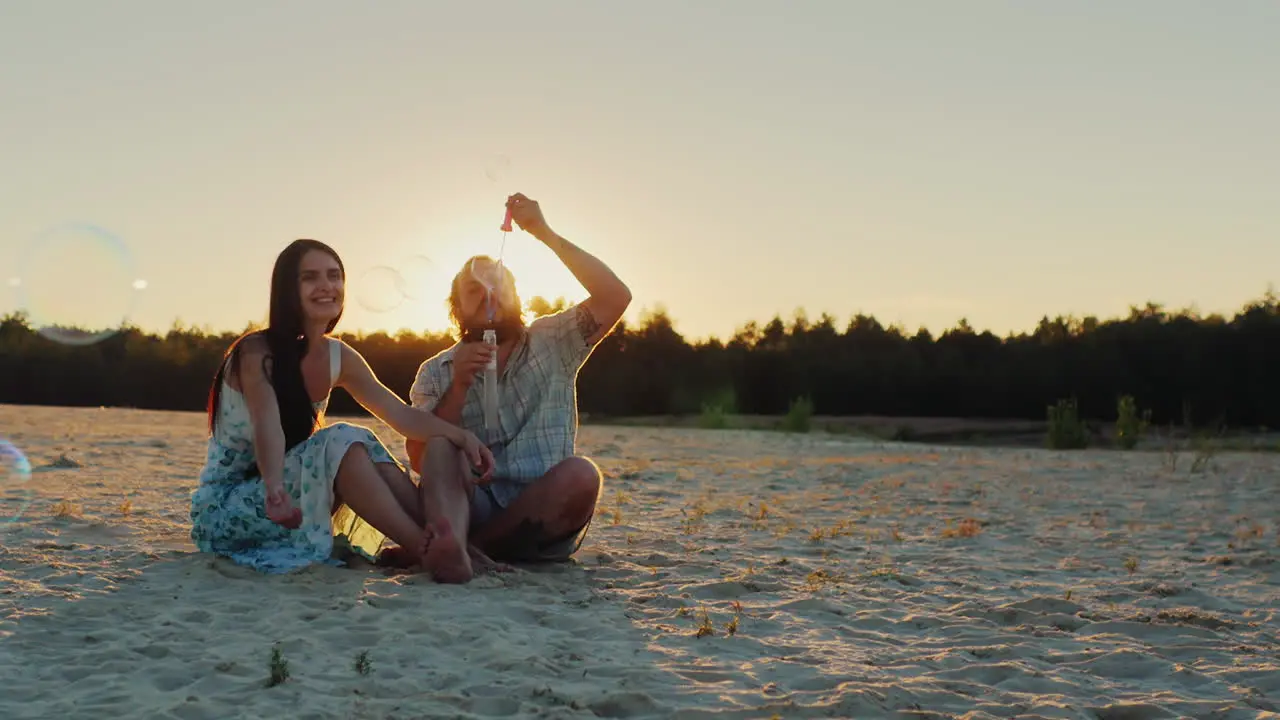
<box><xmin>318</xmin><ymin>421</ymin><xmax>379</xmax><ymax>444</ymax></box>
<box><xmin>339</xmin><ymin>442</ymin><xmax>372</xmax><ymax>468</ymax></box>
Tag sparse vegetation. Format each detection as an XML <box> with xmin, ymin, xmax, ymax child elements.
<box><xmin>1115</xmin><ymin>395</ymin><xmax>1150</xmax><ymax>450</ymax></box>
<box><xmin>1047</xmin><ymin>398</ymin><xmax>1089</xmax><ymax>450</ymax></box>
<box><xmin>780</xmin><ymin>396</ymin><xmax>813</xmax><ymax>433</ymax></box>
<box><xmin>772</xmin><ymin>520</ymin><xmax>797</xmax><ymax>539</ymax></box>
<box><xmin>807</xmin><ymin>520</ymin><xmax>855</xmax><ymax>544</ymax></box>
<box><xmin>940</xmin><ymin>518</ymin><xmax>983</xmax><ymax>538</ymax></box>
<box><xmin>804</xmin><ymin>569</ymin><xmax>844</xmax><ymax>591</ymax></box>
<box><xmin>680</xmin><ymin>499</ymin><xmax>709</xmax><ymax>534</ymax></box>
<box><xmin>694</xmin><ymin>607</ymin><xmax>714</xmax><ymax>638</ymax></box>
<box><xmin>697</xmin><ymin>387</ymin><xmax>737</xmax><ymax>430</ymax></box>
<box><xmin>268</xmin><ymin>644</ymin><xmax>289</xmax><ymax>687</ymax></box>
<box><xmin>1229</xmin><ymin>518</ymin><xmax>1266</xmax><ymax>549</ymax></box>
<box><xmin>1190</xmin><ymin>431</ymin><xmax>1221</xmax><ymax>474</ymax></box>
<box><xmin>864</xmin><ymin>565</ymin><xmax>901</xmax><ymax>582</ymax></box>
<box><xmin>1162</xmin><ymin>424</ymin><xmax>1182</xmax><ymax>472</ymax></box>
<box><xmin>724</xmin><ymin>613</ymin><xmax>739</xmax><ymax>636</ymax></box>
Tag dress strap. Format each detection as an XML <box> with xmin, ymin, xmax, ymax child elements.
<box><xmin>328</xmin><ymin>338</ymin><xmax>342</xmax><ymax>387</ymax></box>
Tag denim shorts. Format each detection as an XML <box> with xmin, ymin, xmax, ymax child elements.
<box><xmin>469</xmin><ymin>479</ymin><xmax>592</xmax><ymax>563</ymax></box>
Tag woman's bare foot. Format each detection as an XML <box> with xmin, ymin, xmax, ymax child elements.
<box><xmin>419</xmin><ymin>518</ymin><xmax>473</xmax><ymax>584</ymax></box>
<box><xmin>468</xmin><ymin>544</ymin><xmax>514</xmax><ymax>575</ymax></box>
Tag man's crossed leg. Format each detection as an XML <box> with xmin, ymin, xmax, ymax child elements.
<box><xmin>413</xmin><ymin>436</ymin><xmax>602</xmax><ymax>583</ymax></box>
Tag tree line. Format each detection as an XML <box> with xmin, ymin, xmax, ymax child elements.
<box><xmin>2</xmin><ymin>289</ymin><xmax>1278</xmax><ymax>431</ymax></box>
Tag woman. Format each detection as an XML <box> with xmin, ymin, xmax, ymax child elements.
<box><xmin>190</xmin><ymin>238</ymin><xmax>492</xmax><ymax>578</ymax></box>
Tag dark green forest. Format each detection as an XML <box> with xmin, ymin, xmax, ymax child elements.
<box><xmin>2</xmin><ymin>289</ymin><xmax>1279</xmax><ymax>439</ymax></box>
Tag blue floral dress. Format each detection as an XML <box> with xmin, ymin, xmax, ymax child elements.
<box><xmin>190</xmin><ymin>338</ymin><xmax>401</xmax><ymax>573</ymax></box>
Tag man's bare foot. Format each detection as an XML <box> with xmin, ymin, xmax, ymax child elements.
<box><xmin>468</xmin><ymin>544</ymin><xmax>514</xmax><ymax>575</ymax></box>
<box><xmin>419</xmin><ymin>518</ymin><xmax>473</xmax><ymax>584</ymax></box>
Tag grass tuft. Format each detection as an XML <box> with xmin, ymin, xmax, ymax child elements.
<box><xmin>1047</xmin><ymin>398</ymin><xmax>1088</xmax><ymax>449</ymax></box>
<box><xmin>268</xmin><ymin>643</ymin><xmax>289</xmax><ymax>687</ymax></box>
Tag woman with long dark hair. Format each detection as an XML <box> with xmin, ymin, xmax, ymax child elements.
<box><xmin>190</xmin><ymin>239</ymin><xmax>493</xmax><ymax>576</ymax></box>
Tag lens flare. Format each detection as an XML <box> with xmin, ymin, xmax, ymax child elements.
<box><xmin>1</xmin><ymin>439</ymin><xmax>33</xmax><ymax>528</ymax></box>
<box><xmin>12</xmin><ymin>223</ymin><xmax>143</xmax><ymax>346</ymax></box>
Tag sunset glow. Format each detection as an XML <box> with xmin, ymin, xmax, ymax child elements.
<box><xmin>1</xmin><ymin>3</ymin><xmax>1276</xmax><ymax>341</ymax></box>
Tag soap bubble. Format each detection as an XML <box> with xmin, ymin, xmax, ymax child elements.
<box><xmin>467</xmin><ymin>256</ymin><xmax>514</xmax><ymax>321</ymax></box>
<box><xmin>395</xmin><ymin>254</ymin><xmax>440</xmax><ymax>302</ymax></box>
<box><xmin>0</xmin><ymin>439</ymin><xmax>33</xmax><ymax>527</ymax></box>
<box><xmin>10</xmin><ymin>223</ymin><xmax>144</xmax><ymax>346</ymax></box>
<box><xmin>354</xmin><ymin>266</ymin><xmax>406</xmax><ymax>313</ymax></box>
<box><xmin>484</xmin><ymin>154</ymin><xmax>511</xmax><ymax>184</ymax></box>
<box><xmin>353</xmin><ymin>255</ymin><xmax>445</xmax><ymax>313</ymax></box>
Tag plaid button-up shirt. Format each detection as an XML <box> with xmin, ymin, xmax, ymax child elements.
<box><xmin>409</xmin><ymin>305</ymin><xmax>596</xmax><ymax>508</ymax></box>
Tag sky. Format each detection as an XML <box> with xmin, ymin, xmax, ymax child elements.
<box><xmin>2</xmin><ymin>1</ymin><xmax>1277</xmax><ymax>342</ymax></box>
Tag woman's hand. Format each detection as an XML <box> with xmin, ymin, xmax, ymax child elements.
<box><xmin>452</xmin><ymin>430</ymin><xmax>495</xmax><ymax>484</ymax></box>
<box><xmin>265</xmin><ymin>481</ymin><xmax>303</xmax><ymax>529</ymax></box>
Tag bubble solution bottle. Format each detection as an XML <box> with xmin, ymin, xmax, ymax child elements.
<box><xmin>482</xmin><ymin>329</ymin><xmax>499</xmax><ymax>431</ymax></box>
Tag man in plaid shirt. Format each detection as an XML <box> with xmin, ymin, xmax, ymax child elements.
<box><xmin>405</xmin><ymin>193</ymin><xmax>632</xmax><ymax>583</ymax></box>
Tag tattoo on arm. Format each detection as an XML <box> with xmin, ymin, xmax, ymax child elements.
<box><xmin>575</xmin><ymin>304</ymin><xmax>601</xmax><ymax>341</ymax></box>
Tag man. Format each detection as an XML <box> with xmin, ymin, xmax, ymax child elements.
<box><xmin>406</xmin><ymin>192</ymin><xmax>631</xmax><ymax>583</ymax></box>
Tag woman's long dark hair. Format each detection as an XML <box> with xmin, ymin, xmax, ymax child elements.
<box><xmin>207</xmin><ymin>239</ymin><xmax>345</xmax><ymax>453</ymax></box>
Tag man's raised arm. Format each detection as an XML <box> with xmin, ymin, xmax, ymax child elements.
<box><xmin>508</xmin><ymin>193</ymin><xmax>632</xmax><ymax>346</ymax></box>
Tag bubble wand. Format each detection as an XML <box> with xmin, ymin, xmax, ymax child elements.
<box><xmin>479</xmin><ymin>204</ymin><xmax>514</xmax><ymax>432</ymax></box>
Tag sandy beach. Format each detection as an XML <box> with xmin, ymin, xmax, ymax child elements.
<box><xmin>1</xmin><ymin>404</ymin><xmax>1277</xmax><ymax>719</ymax></box>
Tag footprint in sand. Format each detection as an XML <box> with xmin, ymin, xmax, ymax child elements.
<box><xmin>131</xmin><ymin>642</ymin><xmax>172</xmax><ymax>659</ymax></box>
<box><xmin>462</xmin><ymin>696</ymin><xmax>523</xmax><ymax>716</ymax></box>
<box><xmin>180</xmin><ymin>609</ymin><xmax>212</xmax><ymax>624</ymax></box>
<box><xmin>587</xmin><ymin>692</ymin><xmax>664</xmax><ymax>718</ymax></box>
<box><xmin>169</xmin><ymin>702</ymin><xmax>221</xmax><ymax>720</ymax></box>
<box><xmin>61</xmin><ymin>665</ymin><xmax>98</xmax><ymax>683</ymax></box>
<box><xmin>151</xmin><ymin>669</ymin><xmax>197</xmax><ymax>692</ymax></box>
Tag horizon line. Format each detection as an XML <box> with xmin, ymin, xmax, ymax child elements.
<box><xmin>5</xmin><ymin>284</ymin><xmax>1277</xmax><ymax>344</ymax></box>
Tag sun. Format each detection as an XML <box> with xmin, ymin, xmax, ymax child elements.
<box><xmin>428</xmin><ymin>229</ymin><xmax>587</xmax><ymax>314</ymax></box>
<box><xmin>495</xmin><ymin>238</ymin><xmax>586</xmax><ymax>312</ymax></box>
<box><xmin>344</xmin><ymin>227</ymin><xmax>587</xmax><ymax>336</ymax></box>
